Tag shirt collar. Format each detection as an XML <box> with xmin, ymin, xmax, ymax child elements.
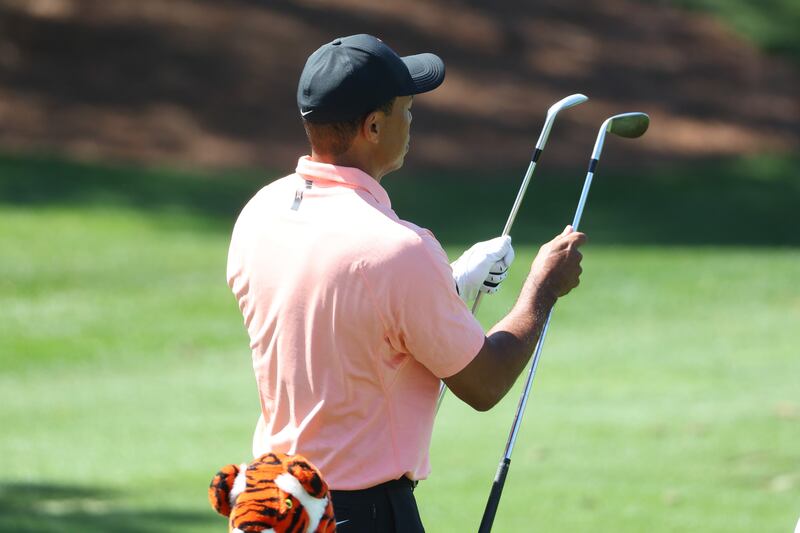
<box><xmin>296</xmin><ymin>156</ymin><xmax>392</xmax><ymax>209</ymax></box>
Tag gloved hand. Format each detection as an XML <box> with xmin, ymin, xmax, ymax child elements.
<box><xmin>451</xmin><ymin>236</ymin><xmax>515</xmax><ymax>304</ymax></box>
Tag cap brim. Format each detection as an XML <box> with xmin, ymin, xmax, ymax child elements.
<box><xmin>401</xmin><ymin>53</ymin><xmax>445</xmax><ymax>94</ymax></box>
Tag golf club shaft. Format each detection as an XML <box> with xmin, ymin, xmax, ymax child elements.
<box><xmin>573</xmin><ymin>165</ymin><xmax>596</xmax><ymax>229</ymax></box>
<box><xmin>478</xmin><ymin>112</ymin><xmax>649</xmax><ymax>532</ymax></box>
<box><xmin>477</xmin><ymin>168</ymin><xmax>593</xmax><ymax>532</ymax></box>
<box><xmin>494</xmin><ymin>174</ymin><xmax>591</xmax><ymax>459</ymax></box>
<box><xmin>472</xmin><ymin>158</ymin><xmax>539</xmax><ymax>315</ymax></box>
<box><xmin>476</xmin><ymin>311</ymin><xmax>551</xmax><ymax>533</ymax></box>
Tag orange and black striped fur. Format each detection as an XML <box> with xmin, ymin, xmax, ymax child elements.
<box><xmin>209</xmin><ymin>452</ymin><xmax>336</xmax><ymax>533</ymax></box>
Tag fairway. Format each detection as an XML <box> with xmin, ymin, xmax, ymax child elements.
<box><xmin>1</xmin><ymin>155</ymin><xmax>799</xmax><ymax>532</ymax></box>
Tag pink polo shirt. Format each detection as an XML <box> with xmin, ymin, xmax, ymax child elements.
<box><xmin>227</xmin><ymin>156</ymin><xmax>485</xmax><ymax>490</ymax></box>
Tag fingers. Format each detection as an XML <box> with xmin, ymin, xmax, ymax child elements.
<box><xmin>481</xmin><ymin>273</ymin><xmax>506</xmax><ymax>293</ymax></box>
<box><xmin>489</xmin><ymin>249</ymin><xmax>514</xmax><ymax>275</ymax></box>
<box><xmin>550</xmin><ymin>229</ymin><xmax>587</xmax><ymax>250</ymax></box>
<box><xmin>483</xmin><ymin>268</ymin><xmax>508</xmax><ymax>285</ymax></box>
<box><xmin>481</xmin><ymin>259</ymin><xmax>509</xmax><ymax>294</ymax></box>
<box><xmin>558</xmin><ymin>246</ymin><xmax>584</xmax><ymax>297</ymax></box>
<box><xmin>499</xmin><ymin>240</ymin><xmax>515</xmax><ymax>269</ymax></box>
<box><xmin>481</xmin><ymin>284</ymin><xmax>501</xmax><ymax>295</ymax></box>
<box><xmin>566</xmin><ymin>231</ymin><xmax>587</xmax><ymax>247</ymax></box>
<box><xmin>530</xmin><ymin>227</ymin><xmax>588</xmax><ymax>300</ymax></box>
<box><xmin>484</xmin><ymin>235</ymin><xmax>512</xmax><ymax>262</ymax></box>
<box><xmin>480</xmin><ymin>236</ymin><xmax>515</xmax><ymax>296</ymax></box>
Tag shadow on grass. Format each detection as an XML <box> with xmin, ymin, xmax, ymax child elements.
<box><xmin>0</xmin><ymin>482</ymin><xmax>216</xmax><ymax>533</ymax></box>
<box><xmin>0</xmin><ymin>152</ymin><xmax>263</xmax><ymax>222</ymax></box>
<box><xmin>0</xmin><ymin>151</ymin><xmax>797</xmax><ymax>246</ymax></box>
<box><xmin>390</xmin><ymin>155</ymin><xmax>800</xmax><ymax>247</ymax></box>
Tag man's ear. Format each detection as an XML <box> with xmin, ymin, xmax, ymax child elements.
<box><xmin>361</xmin><ymin>111</ymin><xmax>383</xmax><ymax>144</ymax></box>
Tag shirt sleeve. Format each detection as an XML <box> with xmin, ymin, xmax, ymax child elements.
<box><xmin>368</xmin><ymin>230</ymin><xmax>486</xmax><ymax>379</ymax></box>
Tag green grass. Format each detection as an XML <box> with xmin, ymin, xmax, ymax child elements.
<box><xmin>427</xmin><ymin>246</ymin><xmax>799</xmax><ymax>531</ymax></box>
<box><xmin>1</xmin><ymin>153</ymin><xmax>798</xmax><ymax>531</ymax></box>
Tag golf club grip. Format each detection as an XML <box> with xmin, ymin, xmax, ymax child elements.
<box><xmin>478</xmin><ymin>457</ymin><xmax>511</xmax><ymax>533</ymax></box>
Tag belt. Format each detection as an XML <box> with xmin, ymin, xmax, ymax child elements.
<box><xmin>332</xmin><ymin>476</ymin><xmax>418</xmax><ymax>496</ymax></box>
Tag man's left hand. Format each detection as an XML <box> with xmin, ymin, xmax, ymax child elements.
<box><xmin>451</xmin><ymin>236</ymin><xmax>515</xmax><ymax>304</ymax></box>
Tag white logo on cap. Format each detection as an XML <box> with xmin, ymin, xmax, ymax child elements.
<box><xmin>300</xmin><ymin>109</ymin><xmax>313</xmax><ymax>117</ymax></box>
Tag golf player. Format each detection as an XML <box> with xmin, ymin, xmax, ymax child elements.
<box><xmin>227</xmin><ymin>34</ymin><xmax>585</xmax><ymax>532</ymax></box>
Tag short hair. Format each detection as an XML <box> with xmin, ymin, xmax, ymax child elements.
<box><xmin>303</xmin><ymin>98</ymin><xmax>395</xmax><ymax>157</ymax></box>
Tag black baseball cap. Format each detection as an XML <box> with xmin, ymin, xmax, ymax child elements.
<box><xmin>297</xmin><ymin>34</ymin><xmax>445</xmax><ymax>123</ymax></box>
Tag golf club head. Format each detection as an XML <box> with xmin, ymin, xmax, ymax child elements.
<box><xmin>536</xmin><ymin>93</ymin><xmax>588</xmax><ymax>150</ymax></box>
<box><xmin>606</xmin><ymin>112</ymin><xmax>650</xmax><ymax>138</ymax></box>
<box><xmin>547</xmin><ymin>93</ymin><xmax>589</xmax><ymax>117</ymax></box>
<box><xmin>591</xmin><ymin>112</ymin><xmax>650</xmax><ymax>160</ymax></box>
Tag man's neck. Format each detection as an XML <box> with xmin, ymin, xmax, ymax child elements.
<box><xmin>310</xmin><ymin>151</ymin><xmax>385</xmax><ymax>183</ymax></box>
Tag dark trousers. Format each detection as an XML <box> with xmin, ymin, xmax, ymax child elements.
<box><xmin>331</xmin><ymin>477</ymin><xmax>425</xmax><ymax>533</ymax></box>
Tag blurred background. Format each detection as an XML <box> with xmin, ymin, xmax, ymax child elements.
<box><xmin>0</xmin><ymin>0</ymin><xmax>797</xmax><ymax>531</ymax></box>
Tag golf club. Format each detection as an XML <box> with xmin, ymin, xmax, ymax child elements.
<box><xmin>471</xmin><ymin>93</ymin><xmax>588</xmax><ymax>315</ymax></box>
<box><xmin>436</xmin><ymin>93</ymin><xmax>588</xmax><ymax>412</ymax></box>
<box><xmin>477</xmin><ymin>112</ymin><xmax>650</xmax><ymax>533</ymax></box>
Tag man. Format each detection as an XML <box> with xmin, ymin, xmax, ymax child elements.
<box><xmin>227</xmin><ymin>34</ymin><xmax>585</xmax><ymax>532</ymax></box>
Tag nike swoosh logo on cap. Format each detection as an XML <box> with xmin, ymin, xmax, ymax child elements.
<box><xmin>300</xmin><ymin>109</ymin><xmax>313</xmax><ymax>116</ymax></box>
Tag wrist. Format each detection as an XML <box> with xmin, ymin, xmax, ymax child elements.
<box><xmin>535</xmin><ymin>279</ymin><xmax>559</xmax><ymax>308</ymax></box>
<box><xmin>518</xmin><ymin>275</ymin><xmax>557</xmax><ymax>315</ymax></box>
<box><xmin>493</xmin><ymin>279</ymin><xmax>556</xmax><ymax>351</ymax></box>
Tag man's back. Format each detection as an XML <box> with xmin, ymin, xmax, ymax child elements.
<box><xmin>227</xmin><ymin>157</ymin><xmax>484</xmax><ymax>490</ymax></box>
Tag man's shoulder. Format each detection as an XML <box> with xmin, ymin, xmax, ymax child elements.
<box><xmin>393</xmin><ymin>218</ymin><xmax>435</xmax><ymax>243</ymax></box>
<box><xmin>236</xmin><ymin>173</ymin><xmax>301</xmax><ymax>217</ymax></box>
<box><xmin>251</xmin><ymin>173</ymin><xmax>301</xmax><ymax>203</ymax></box>
<box><xmin>364</xmin><ymin>216</ymin><xmax>447</xmax><ymax>269</ymax></box>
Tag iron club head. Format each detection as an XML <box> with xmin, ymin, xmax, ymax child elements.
<box><xmin>606</xmin><ymin>112</ymin><xmax>650</xmax><ymax>138</ymax></box>
<box><xmin>547</xmin><ymin>93</ymin><xmax>589</xmax><ymax>117</ymax></box>
<box><xmin>591</xmin><ymin>112</ymin><xmax>650</xmax><ymax>160</ymax></box>
<box><xmin>575</xmin><ymin>111</ymin><xmax>651</xmax><ymax>229</ymax></box>
<box><xmin>536</xmin><ymin>93</ymin><xmax>589</xmax><ymax>150</ymax></box>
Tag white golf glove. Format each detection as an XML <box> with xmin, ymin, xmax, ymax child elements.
<box><xmin>451</xmin><ymin>236</ymin><xmax>515</xmax><ymax>304</ymax></box>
